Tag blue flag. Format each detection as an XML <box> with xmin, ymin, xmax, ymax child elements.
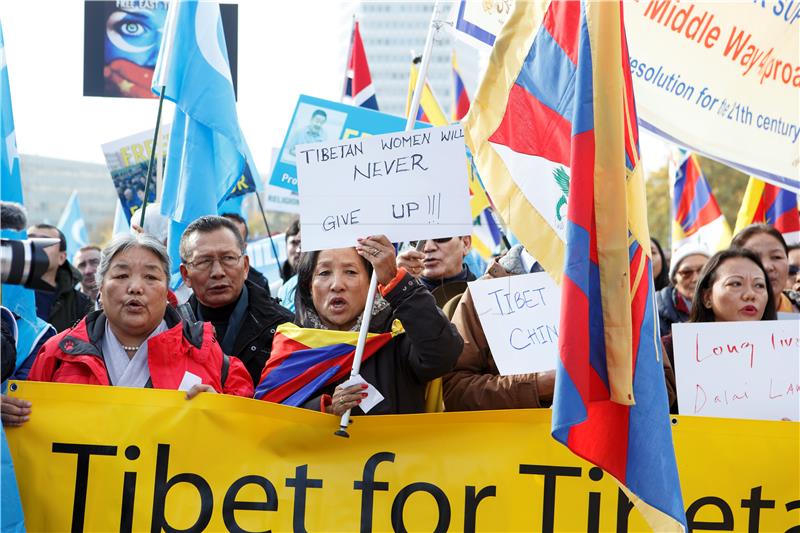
<box><xmin>57</xmin><ymin>190</ymin><xmax>89</xmax><ymax>261</ymax></box>
<box><xmin>1</xmin><ymin>23</ymin><xmax>22</xmax><ymax>204</ymax></box>
<box><xmin>112</xmin><ymin>199</ymin><xmax>130</xmax><ymax>238</ymax></box>
<box><xmin>152</xmin><ymin>0</ymin><xmax>260</xmax><ymax>281</ymax></box>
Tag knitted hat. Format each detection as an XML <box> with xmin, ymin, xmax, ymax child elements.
<box><xmin>669</xmin><ymin>243</ymin><xmax>711</xmax><ymax>281</ymax></box>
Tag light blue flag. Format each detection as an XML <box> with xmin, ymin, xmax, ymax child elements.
<box><xmin>1</xmin><ymin>23</ymin><xmax>22</xmax><ymax>204</ymax></box>
<box><xmin>151</xmin><ymin>0</ymin><xmax>260</xmax><ymax>282</ymax></box>
<box><xmin>57</xmin><ymin>190</ymin><xmax>89</xmax><ymax>261</ymax></box>
<box><xmin>112</xmin><ymin>199</ymin><xmax>130</xmax><ymax>238</ymax></box>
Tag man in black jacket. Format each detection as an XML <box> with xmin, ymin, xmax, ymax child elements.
<box><xmin>27</xmin><ymin>224</ymin><xmax>93</xmax><ymax>332</ymax></box>
<box><xmin>179</xmin><ymin>216</ymin><xmax>293</xmax><ymax>387</ymax></box>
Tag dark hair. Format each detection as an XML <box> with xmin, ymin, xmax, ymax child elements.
<box><xmin>296</xmin><ymin>249</ymin><xmax>372</xmax><ymax>316</ymax></box>
<box><xmin>650</xmin><ymin>237</ymin><xmax>669</xmax><ymax>291</ymax></box>
<box><xmin>731</xmin><ymin>223</ymin><xmax>789</xmax><ymax>256</ymax></box>
<box><xmin>311</xmin><ymin>109</ymin><xmax>327</xmax><ymax>120</ymax></box>
<box><xmin>179</xmin><ymin>215</ymin><xmax>246</xmax><ymax>262</ymax></box>
<box><xmin>789</xmin><ymin>243</ymin><xmax>800</xmax><ymax>253</ymax></box>
<box><xmin>221</xmin><ymin>212</ymin><xmax>248</xmax><ymax>241</ymax></box>
<box><xmin>29</xmin><ymin>223</ymin><xmax>66</xmax><ymax>252</ymax></box>
<box><xmin>688</xmin><ymin>248</ymin><xmax>777</xmax><ymax>323</ymax></box>
<box><xmin>285</xmin><ymin>219</ymin><xmax>300</xmax><ymax>240</ymax></box>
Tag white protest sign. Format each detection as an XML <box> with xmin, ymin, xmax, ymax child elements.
<box><xmin>673</xmin><ymin>320</ymin><xmax>800</xmax><ymax>421</ymax></box>
<box><xmin>296</xmin><ymin>124</ymin><xmax>473</xmax><ymax>251</ymax></box>
<box><xmin>468</xmin><ymin>272</ymin><xmax>560</xmax><ymax>376</ymax></box>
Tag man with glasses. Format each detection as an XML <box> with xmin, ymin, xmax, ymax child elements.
<box><xmin>397</xmin><ymin>236</ymin><xmax>476</xmax><ymax>293</ymax></box>
<box><xmin>656</xmin><ymin>243</ymin><xmax>710</xmax><ymax>335</ymax></box>
<box><xmin>73</xmin><ymin>245</ymin><xmax>102</xmax><ymax>304</ymax></box>
<box><xmin>179</xmin><ymin>216</ymin><xmax>293</xmax><ymax>387</ymax></box>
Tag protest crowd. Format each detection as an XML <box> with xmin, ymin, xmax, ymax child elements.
<box><xmin>1</xmin><ymin>0</ymin><xmax>798</xmax><ymax>530</ymax></box>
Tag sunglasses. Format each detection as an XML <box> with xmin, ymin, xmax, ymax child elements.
<box><xmin>409</xmin><ymin>237</ymin><xmax>454</xmax><ymax>248</ymax></box>
<box><xmin>790</xmin><ymin>265</ymin><xmax>800</xmax><ymax>275</ymax></box>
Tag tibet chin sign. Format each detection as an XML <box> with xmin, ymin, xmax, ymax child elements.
<box><xmin>626</xmin><ymin>0</ymin><xmax>800</xmax><ymax>192</ymax></box>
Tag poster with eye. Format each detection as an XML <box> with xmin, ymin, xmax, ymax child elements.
<box><xmin>83</xmin><ymin>1</ymin><xmax>239</xmax><ymax>99</ymax></box>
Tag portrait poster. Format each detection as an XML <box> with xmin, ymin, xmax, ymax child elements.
<box><xmin>83</xmin><ymin>1</ymin><xmax>238</xmax><ymax>99</ymax></box>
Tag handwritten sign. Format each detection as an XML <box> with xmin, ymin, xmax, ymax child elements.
<box><xmin>267</xmin><ymin>95</ymin><xmax>429</xmax><ymax>213</ymax></box>
<box><xmin>468</xmin><ymin>272</ymin><xmax>560</xmax><ymax>375</ymax></box>
<box><xmin>673</xmin><ymin>320</ymin><xmax>800</xmax><ymax>421</ymax></box>
<box><xmin>297</xmin><ymin>124</ymin><xmax>473</xmax><ymax>251</ymax></box>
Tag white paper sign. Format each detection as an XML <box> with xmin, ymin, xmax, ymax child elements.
<box><xmin>340</xmin><ymin>374</ymin><xmax>384</xmax><ymax>414</ymax></box>
<box><xmin>673</xmin><ymin>321</ymin><xmax>800</xmax><ymax>421</ymax></box>
<box><xmin>468</xmin><ymin>272</ymin><xmax>560</xmax><ymax>375</ymax></box>
<box><xmin>296</xmin><ymin>124</ymin><xmax>473</xmax><ymax>251</ymax></box>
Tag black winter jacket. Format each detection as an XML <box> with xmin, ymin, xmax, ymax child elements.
<box><xmin>44</xmin><ymin>262</ymin><xmax>93</xmax><ymax>333</ymax></box>
<box><xmin>189</xmin><ymin>280</ymin><xmax>294</xmax><ymax>387</ymax></box>
<box><xmin>301</xmin><ymin>272</ymin><xmax>463</xmax><ymax>415</ymax></box>
<box><xmin>656</xmin><ymin>286</ymin><xmax>689</xmax><ymax>337</ymax></box>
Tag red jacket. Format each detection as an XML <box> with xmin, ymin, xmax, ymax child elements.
<box><xmin>28</xmin><ymin>307</ymin><xmax>254</xmax><ymax>397</ymax></box>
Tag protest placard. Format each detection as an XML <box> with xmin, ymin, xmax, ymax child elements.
<box><xmin>468</xmin><ymin>272</ymin><xmax>560</xmax><ymax>375</ymax></box>
<box><xmin>267</xmin><ymin>95</ymin><xmax>428</xmax><ymax>214</ymax></box>
<box><xmin>297</xmin><ymin>124</ymin><xmax>473</xmax><ymax>251</ymax></box>
<box><xmin>101</xmin><ymin>127</ymin><xmax>169</xmax><ymax>222</ymax></box>
<box><xmin>672</xmin><ymin>320</ymin><xmax>800</xmax><ymax>421</ymax></box>
<box><xmin>83</xmin><ymin>1</ymin><xmax>238</xmax><ymax>99</ymax></box>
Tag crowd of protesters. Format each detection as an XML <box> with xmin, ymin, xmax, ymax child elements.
<box><xmin>2</xmin><ymin>202</ymin><xmax>798</xmax><ymax>424</ymax></box>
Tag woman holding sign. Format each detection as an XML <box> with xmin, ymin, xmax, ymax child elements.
<box><xmin>254</xmin><ymin>235</ymin><xmax>462</xmax><ymax>415</ymax></box>
<box><xmin>662</xmin><ymin>248</ymin><xmax>777</xmax><ymax>412</ymax></box>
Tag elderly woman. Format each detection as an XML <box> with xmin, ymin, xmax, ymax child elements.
<box><xmin>731</xmin><ymin>224</ymin><xmax>800</xmax><ymax>314</ymax></box>
<box><xmin>656</xmin><ymin>243</ymin><xmax>711</xmax><ymax>335</ymax></box>
<box><xmin>661</xmin><ymin>248</ymin><xmax>776</xmax><ymax>412</ymax></box>
<box><xmin>1</xmin><ymin>234</ymin><xmax>253</xmax><ymax>426</ymax></box>
<box><xmin>259</xmin><ymin>235</ymin><xmax>462</xmax><ymax>415</ymax></box>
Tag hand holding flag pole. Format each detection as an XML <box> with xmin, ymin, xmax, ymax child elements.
<box><xmin>335</xmin><ymin>0</ymin><xmax>447</xmax><ymax>437</ymax></box>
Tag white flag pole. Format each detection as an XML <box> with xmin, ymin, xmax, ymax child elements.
<box><xmin>336</xmin><ymin>0</ymin><xmax>446</xmax><ymax>437</ymax></box>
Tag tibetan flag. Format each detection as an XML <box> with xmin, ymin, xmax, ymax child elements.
<box><xmin>670</xmin><ymin>150</ymin><xmax>731</xmax><ymax>252</ymax></box>
<box><xmin>464</xmin><ymin>1</ymin><xmax>686</xmax><ymax>530</ymax></box>
<box><xmin>452</xmin><ymin>51</ymin><xmax>471</xmax><ymax>121</ymax></box>
<box><xmin>734</xmin><ymin>177</ymin><xmax>800</xmax><ymax>245</ymax></box>
<box><xmin>406</xmin><ymin>57</ymin><xmax>448</xmax><ymax>126</ymax></box>
<box><xmin>254</xmin><ymin>321</ymin><xmax>403</xmax><ymax>407</ymax></box>
<box><xmin>343</xmin><ymin>21</ymin><xmax>379</xmax><ymax>110</ymax></box>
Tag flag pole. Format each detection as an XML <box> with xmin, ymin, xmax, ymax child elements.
<box><xmin>253</xmin><ymin>191</ymin><xmax>282</xmax><ymax>277</ymax></box>
<box><xmin>138</xmin><ymin>86</ymin><xmax>167</xmax><ymax>225</ymax></box>
<box><xmin>336</xmin><ymin>0</ymin><xmax>446</xmax><ymax>438</ymax></box>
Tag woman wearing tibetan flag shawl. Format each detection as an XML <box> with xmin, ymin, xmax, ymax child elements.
<box><xmin>256</xmin><ymin>235</ymin><xmax>463</xmax><ymax>415</ymax></box>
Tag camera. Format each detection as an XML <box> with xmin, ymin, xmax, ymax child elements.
<box><xmin>1</xmin><ymin>237</ymin><xmax>59</xmax><ymax>291</ymax></box>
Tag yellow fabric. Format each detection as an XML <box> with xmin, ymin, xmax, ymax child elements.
<box><xmin>7</xmin><ymin>382</ymin><xmax>799</xmax><ymax>532</ymax></box>
<box><xmin>405</xmin><ymin>61</ymin><xmax>448</xmax><ymax>127</ymax></box>
<box><xmin>424</xmin><ymin>378</ymin><xmax>445</xmax><ymax>413</ymax></box>
<box><xmin>276</xmin><ymin>320</ymin><xmax>404</xmax><ymax>348</ymax></box>
<box><xmin>733</xmin><ymin>176</ymin><xmax>767</xmax><ymax>235</ymax></box>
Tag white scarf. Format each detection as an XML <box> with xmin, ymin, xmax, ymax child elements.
<box><xmin>102</xmin><ymin>319</ymin><xmax>168</xmax><ymax>388</ymax></box>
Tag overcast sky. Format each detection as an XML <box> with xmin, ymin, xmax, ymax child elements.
<box><xmin>1</xmin><ymin>0</ymin><xmax>668</xmax><ymax>171</ymax></box>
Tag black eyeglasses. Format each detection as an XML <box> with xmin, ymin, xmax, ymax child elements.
<box><xmin>409</xmin><ymin>237</ymin><xmax>454</xmax><ymax>247</ymax></box>
<box><xmin>790</xmin><ymin>265</ymin><xmax>800</xmax><ymax>275</ymax></box>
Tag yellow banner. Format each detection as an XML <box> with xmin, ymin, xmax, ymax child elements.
<box><xmin>6</xmin><ymin>382</ymin><xmax>799</xmax><ymax>532</ymax></box>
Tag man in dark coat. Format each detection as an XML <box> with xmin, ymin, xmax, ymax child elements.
<box><xmin>27</xmin><ymin>224</ymin><xmax>93</xmax><ymax>332</ymax></box>
<box><xmin>180</xmin><ymin>216</ymin><xmax>294</xmax><ymax>387</ymax></box>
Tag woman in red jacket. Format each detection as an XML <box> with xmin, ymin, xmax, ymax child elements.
<box><xmin>2</xmin><ymin>233</ymin><xmax>253</xmax><ymax>426</ymax></box>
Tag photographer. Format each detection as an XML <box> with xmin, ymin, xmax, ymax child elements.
<box><xmin>26</xmin><ymin>224</ymin><xmax>93</xmax><ymax>332</ymax></box>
